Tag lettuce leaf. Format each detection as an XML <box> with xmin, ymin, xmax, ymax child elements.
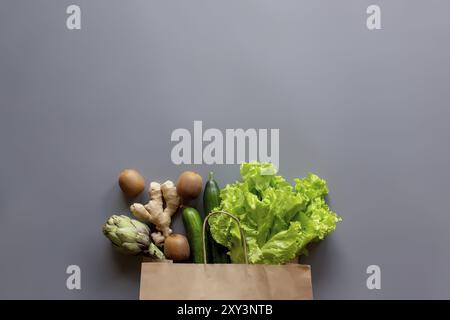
<box><xmin>209</xmin><ymin>162</ymin><xmax>342</xmax><ymax>264</ymax></box>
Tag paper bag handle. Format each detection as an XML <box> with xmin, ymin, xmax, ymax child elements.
<box><xmin>202</xmin><ymin>211</ymin><xmax>249</xmax><ymax>265</ymax></box>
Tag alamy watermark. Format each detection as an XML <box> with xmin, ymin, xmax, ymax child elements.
<box><xmin>66</xmin><ymin>265</ymin><xmax>81</xmax><ymax>290</ymax></box>
<box><xmin>366</xmin><ymin>265</ymin><xmax>381</xmax><ymax>290</ymax></box>
<box><xmin>170</xmin><ymin>121</ymin><xmax>280</xmax><ymax>170</ymax></box>
<box><xmin>366</xmin><ymin>5</ymin><xmax>381</xmax><ymax>30</ymax></box>
<box><xmin>66</xmin><ymin>5</ymin><xmax>81</xmax><ymax>30</ymax></box>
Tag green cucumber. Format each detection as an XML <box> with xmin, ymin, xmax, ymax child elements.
<box><xmin>203</xmin><ymin>172</ymin><xmax>230</xmax><ymax>264</ymax></box>
<box><xmin>182</xmin><ymin>206</ymin><xmax>204</xmax><ymax>263</ymax></box>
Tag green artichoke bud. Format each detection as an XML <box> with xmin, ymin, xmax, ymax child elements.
<box><xmin>148</xmin><ymin>243</ymin><xmax>165</xmax><ymax>261</ymax></box>
<box><xmin>102</xmin><ymin>215</ymin><xmax>152</xmax><ymax>255</ymax></box>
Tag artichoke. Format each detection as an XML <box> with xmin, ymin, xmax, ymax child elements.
<box><xmin>102</xmin><ymin>215</ymin><xmax>154</xmax><ymax>256</ymax></box>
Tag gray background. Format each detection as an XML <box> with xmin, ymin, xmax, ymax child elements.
<box><xmin>0</xmin><ymin>0</ymin><xmax>449</xmax><ymax>299</ymax></box>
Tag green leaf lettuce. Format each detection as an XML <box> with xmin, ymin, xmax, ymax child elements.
<box><xmin>209</xmin><ymin>162</ymin><xmax>342</xmax><ymax>264</ymax></box>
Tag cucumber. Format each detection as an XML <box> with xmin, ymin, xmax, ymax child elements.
<box><xmin>203</xmin><ymin>172</ymin><xmax>221</xmax><ymax>216</ymax></box>
<box><xmin>203</xmin><ymin>172</ymin><xmax>230</xmax><ymax>264</ymax></box>
<box><xmin>182</xmin><ymin>206</ymin><xmax>204</xmax><ymax>263</ymax></box>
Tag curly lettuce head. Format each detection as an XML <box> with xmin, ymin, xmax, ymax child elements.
<box><xmin>209</xmin><ymin>162</ymin><xmax>342</xmax><ymax>264</ymax></box>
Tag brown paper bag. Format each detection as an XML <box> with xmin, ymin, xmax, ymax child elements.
<box><xmin>139</xmin><ymin>211</ymin><xmax>313</xmax><ymax>300</ymax></box>
<box><xmin>140</xmin><ymin>263</ymin><xmax>312</xmax><ymax>300</ymax></box>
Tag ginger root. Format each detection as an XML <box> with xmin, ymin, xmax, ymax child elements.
<box><xmin>130</xmin><ymin>180</ymin><xmax>181</xmax><ymax>246</ymax></box>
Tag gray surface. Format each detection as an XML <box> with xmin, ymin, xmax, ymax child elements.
<box><xmin>1</xmin><ymin>0</ymin><xmax>449</xmax><ymax>299</ymax></box>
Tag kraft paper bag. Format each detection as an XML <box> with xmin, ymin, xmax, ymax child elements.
<box><xmin>139</xmin><ymin>263</ymin><xmax>313</xmax><ymax>300</ymax></box>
